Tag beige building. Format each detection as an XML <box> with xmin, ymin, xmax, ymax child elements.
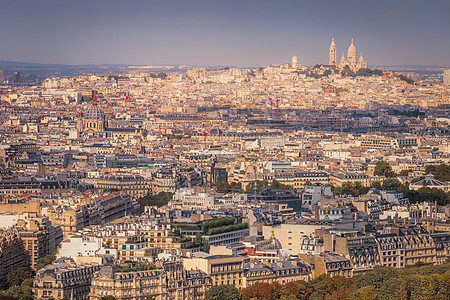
<box><xmin>0</xmin><ymin>198</ymin><xmax>40</xmax><ymax>214</ymax></box>
<box><xmin>95</xmin><ymin>174</ymin><xmax>151</xmax><ymax>198</ymax></box>
<box><xmin>330</xmin><ymin>172</ymin><xmax>384</xmax><ymax>188</ymax></box>
<box><xmin>46</xmin><ymin>193</ymin><xmax>139</xmax><ymax>238</ymax></box>
<box><xmin>262</xmin><ymin>224</ymin><xmax>331</xmax><ymax>254</ymax></box>
<box><xmin>81</xmin><ymin>106</ymin><xmax>106</xmax><ymax>132</ymax></box>
<box><xmin>392</xmin><ymin>226</ymin><xmax>437</xmax><ymax>266</ymax></box>
<box><xmin>89</xmin><ymin>262</ymin><xmax>211</xmax><ymax>300</ymax></box>
<box><xmin>16</xmin><ymin>212</ymin><xmax>63</xmax><ymax>270</ymax></box>
<box><xmin>33</xmin><ymin>257</ymin><xmax>101</xmax><ymax>300</ymax></box>
<box><xmin>183</xmin><ymin>254</ymin><xmax>247</xmax><ymax>287</ymax></box>
<box><xmin>300</xmin><ymin>252</ymin><xmax>352</xmax><ymax>278</ymax></box>
<box><xmin>242</xmin><ymin>259</ymin><xmax>311</xmax><ymax>287</ymax></box>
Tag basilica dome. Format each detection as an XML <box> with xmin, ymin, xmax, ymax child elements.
<box><xmin>85</xmin><ymin>106</ymin><xmax>105</xmax><ymax>121</ymax></box>
<box><xmin>347</xmin><ymin>39</ymin><xmax>357</xmax><ymax>62</ymax></box>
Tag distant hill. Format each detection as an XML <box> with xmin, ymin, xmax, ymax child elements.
<box><xmin>370</xmin><ymin>65</ymin><xmax>448</xmax><ymax>71</ymax></box>
<box><xmin>0</xmin><ymin>60</ymin><xmax>132</xmax><ymax>69</ymax></box>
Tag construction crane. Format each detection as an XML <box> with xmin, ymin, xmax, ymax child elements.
<box><xmin>191</xmin><ymin>128</ymin><xmax>212</xmax><ymax>147</ymax></box>
<box><xmin>276</xmin><ymin>98</ymin><xmax>280</xmax><ymax>120</ymax></box>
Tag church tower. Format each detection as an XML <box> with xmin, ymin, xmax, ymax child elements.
<box><xmin>292</xmin><ymin>55</ymin><xmax>298</xmax><ymax>68</ymax></box>
<box><xmin>329</xmin><ymin>38</ymin><xmax>337</xmax><ymax>66</ymax></box>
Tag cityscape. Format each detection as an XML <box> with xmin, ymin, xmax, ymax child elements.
<box><xmin>0</xmin><ymin>1</ymin><xmax>450</xmax><ymax>300</ymax></box>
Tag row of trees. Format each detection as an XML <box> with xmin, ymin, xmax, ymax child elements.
<box><xmin>212</xmin><ymin>182</ymin><xmax>242</xmax><ymax>193</ymax></box>
<box><xmin>136</xmin><ymin>192</ymin><xmax>173</xmax><ymax>212</ymax></box>
<box><xmin>245</xmin><ymin>179</ymin><xmax>293</xmax><ymax>193</ymax></box>
<box><xmin>207</xmin><ymin>223</ymin><xmax>248</xmax><ymax>236</ymax></box>
<box><xmin>205</xmin><ymin>260</ymin><xmax>450</xmax><ymax>300</ymax></box>
<box><xmin>201</xmin><ymin>217</ymin><xmax>236</xmax><ymax>232</ymax></box>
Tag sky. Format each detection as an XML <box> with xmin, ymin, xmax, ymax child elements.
<box><xmin>0</xmin><ymin>0</ymin><xmax>449</xmax><ymax>67</ymax></box>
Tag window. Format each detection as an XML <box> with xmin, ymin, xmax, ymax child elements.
<box><xmin>122</xmin><ymin>245</ymin><xmax>126</xmax><ymax>250</ymax></box>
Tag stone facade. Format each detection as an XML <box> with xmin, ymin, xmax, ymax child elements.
<box><xmin>33</xmin><ymin>257</ymin><xmax>101</xmax><ymax>300</ymax></box>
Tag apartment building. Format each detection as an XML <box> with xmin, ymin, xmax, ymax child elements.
<box><xmin>95</xmin><ymin>174</ymin><xmax>151</xmax><ymax>198</ymax></box>
<box><xmin>33</xmin><ymin>257</ymin><xmax>101</xmax><ymax>300</ymax></box>
<box><xmin>242</xmin><ymin>259</ymin><xmax>311</xmax><ymax>287</ymax></box>
<box><xmin>183</xmin><ymin>254</ymin><xmax>248</xmax><ymax>287</ymax></box>
<box><xmin>89</xmin><ymin>262</ymin><xmax>211</xmax><ymax>300</ymax></box>
<box><xmin>16</xmin><ymin>212</ymin><xmax>63</xmax><ymax>270</ymax></box>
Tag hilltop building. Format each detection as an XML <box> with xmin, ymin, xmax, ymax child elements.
<box><xmin>329</xmin><ymin>38</ymin><xmax>367</xmax><ymax>72</ymax></box>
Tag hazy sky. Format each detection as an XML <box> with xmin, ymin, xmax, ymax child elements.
<box><xmin>0</xmin><ymin>0</ymin><xmax>449</xmax><ymax>67</ymax></box>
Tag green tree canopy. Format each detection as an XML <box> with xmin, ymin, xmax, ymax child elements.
<box><xmin>341</xmin><ymin>65</ymin><xmax>356</xmax><ymax>77</ymax></box>
<box><xmin>270</xmin><ymin>180</ymin><xmax>292</xmax><ymax>190</ymax></box>
<box><xmin>36</xmin><ymin>254</ymin><xmax>56</xmax><ymax>270</ymax></box>
<box><xmin>373</xmin><ymin>161</ymin><xmax>395</xmax><ymax>177</ymax></box>
<box><xmin>6</xmin><ymin>267</ymin><xmax>32</xmax><ymax>288</ymax></box>
<box><xmin>351</xmin><ymin>286</ymin><xmax>379</xmax><ymax>300</ymax></box>
<box><xmin>245</xmin><ymin>180</ymin><xmax>268</xmax><ymax>193</ymax></box>
<box><xmin>370</xmin><ymin>182</ymin><xmax>382</xmax><ymax>190</ymax></box>
<box><xmin>425</xmin><ymin>164</ymin><xmax>450</xmax><ymax>181</ymax></box>
<box><xmin>204</xmin><ymin>285</ymin><xmax>241</xmax><ymax>300</ymax></box>
<box><xmin>382</xmin><ymin>178</ymin><xmax>401</xmax><ymax>191</ymax></box>
<box><xmin>334</xmin><ymin>181</ymin><xmax>369</xmax><ymax>197</ymax></box>
<box><xmin>356</xmin><ymin>68</ymin><xmax>383</xmax><ymax>77</ymax></box>
<box><xmin>99</xmin><ymin>296</ymin><xmax>117</xmax><ymax>300</ymax></box>
<box><xmin>137</xmin><ymin>192</ymin><xmax>173</xmax><ymax>212</ymax></box>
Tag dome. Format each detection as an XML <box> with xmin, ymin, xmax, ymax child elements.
<box><xmin>359</xmin><ymin>53</ymin><xmax>365</xmax><ymax>61</ymax></box>
<box><xmin>340</xmin><ymin>53</ymin><xmax>347</xmax><ymax>65</ymax></box>
<box><xmin>348</xmin><ymin>39</ymin><xmax>357</xmax><ymax>55</ymax></box>
<box><xmin>347</xmin><ymin>39</ymin><xmax>357</xmax><ymax>62</ymax></box>
<box><xmin>85</xmin><ymin>106</ymin><xmax>105</xmax><ymax>121</ymax></box>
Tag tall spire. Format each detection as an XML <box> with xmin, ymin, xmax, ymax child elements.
<box><xmin>329</xmin><ymin>38</ymin><xmax>337</xmax><ymax>66</ymax></box>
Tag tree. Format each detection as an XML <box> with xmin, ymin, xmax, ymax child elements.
<box><xmin>382</xmin><ymin>178</ymin><xmax>401</xmax><ymax>191</ymax></box>
<box><xmin>36</xmin><ymin>254</ymin><xmax>56</xmax><ymax>270</ymax></box>
<box><xmin>397</xmin><ymin>74</ymin><xmax>414</xmax><ymax>84</ymax></box>
<box><xmin>284</xmin><ymin>281</ymin><xmax>314</xmax><ymax>300</ymax></box>
<box><xmin>398</xmin><ymin>169</ymin><xmax>412</xmax><ymax>177</ymax></box>
<box><xmin>204</xmin><ymin>285</ymin><xmax>241</xmax><ymax>300</ymax></box>
<box><xmin>334</xmin><ymin>181</ymin><xmax>369</xmax><ymax>197</ymax></box>
<box><xmin>0</xmin><ymin>296</ymin><xmax>20</xmax><ymax>300</ymax></box>
<box><xmin>371</xmin><ymin>182</ymin><xmax>382</xmax><ymax>190</ymax></box>
<box><xmin>310</xmin><ymin>275</ymin><xmax>353</xmax><ymax>300</ymax></box>
<box><xmin>341</xmin><ymin>65</ymin><xmax>356</xmax><ymax>77</ymax></box>
<box><xmin>1</xmin><ymin>285</ymin><xmax>34</xmax><ymax>300</ymax></box>
<box><xmin>7</xmin><ymin>267</ymin><xmax>32</xmax><ymax>288</ymax></box>
<box><xmin>99</xmin><ymin>296</ymin><xmax>117</xmax><ymax>300</ymax></box>
<box><xmin>137</xmin><ymin>192</ymin><xmax>173</xmax><ymax>212</ymax></box>
<box><xmin>323</xmin><ymin>70</ymin><xmax>332</xmax><ymax>77</ymax></box>
<box><xmin>425</xmin><ymin>164</ymin><xmax>450</xmax><ymax>181</ymax></box>
<box><xmin>245</xmin><ymin>180</ymin><xmax>268</xmax><ymax>193</ymax></box>
<box><xmin>352</xmin><ymin>286</ymin><xmax>379</xmax><ymax>300</ymax></box>
<box><xmin>356</xmin><ymin>68</ymin><xmax>383</xmax><ymax>77</ymax></box>
<box><xmin>241</xmin><ymin>282</ymin><xmax>273</xmax><ymax>300</ymax></box>
<box><xmin>373</xmin><ymin>160</ymin><xmax>394</xmax><ymax>177</ymax></box>
<box><xmin>270</xmin><ymin>180</ymin><xmax>292</xmax><ymax>190</ymax></box>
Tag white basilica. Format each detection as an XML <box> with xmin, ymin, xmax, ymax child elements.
<box><xmin>329</xmin><ymin>38</ymin><xmax>367</xmax><ymax>72</ymax></box>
